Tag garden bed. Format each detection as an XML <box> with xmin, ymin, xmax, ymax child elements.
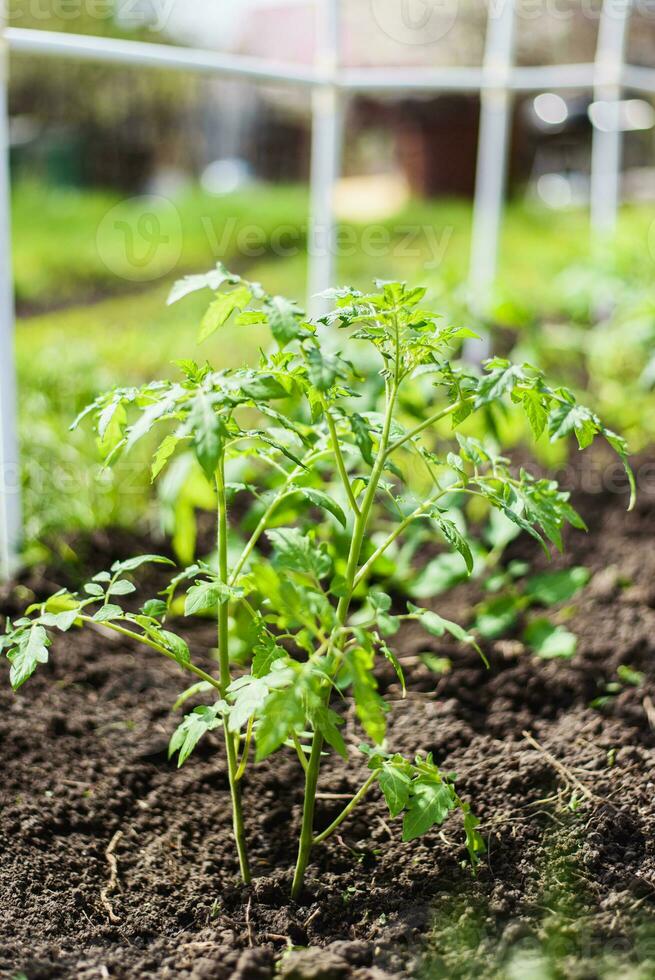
<box><xmin>1</xmin><ymin>464</ymin><xmax>654</xmax><ymax>979</ymax></box>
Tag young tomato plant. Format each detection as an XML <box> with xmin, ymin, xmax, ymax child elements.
<box><xmin>2</xmin><ymin>268</ymin><xmax>634</xmax><ymax>898</ymax></box>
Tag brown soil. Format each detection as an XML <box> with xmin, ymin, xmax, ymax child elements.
<box><xmin>1</xmin><ymin>462</ymin><xmax>654</xmax><ymax>979</ymax></box>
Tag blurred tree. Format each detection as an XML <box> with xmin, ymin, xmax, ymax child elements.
<box><xmin>8</xmin><ymin>1</ymin><xmax>202</xmax><ymax>190</ymax></box>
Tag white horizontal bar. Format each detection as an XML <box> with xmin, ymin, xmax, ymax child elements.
<box><xmin>623</xmin><ymin>64</ymin><xmax>655</xmax><ymax>94</ymax></box>
<box><xmin>340</xmin><ymin>63</ymin><xmax>597</xmax><ymax>94</ymax></box>
<box><xmin>6</xmin><ymin>27</ymin><xmax>322</xmax><ymax>87</ymax></box>
<box><xmin>4</xmin><ymin>30</ymin><xmax>642</xmax><ymax>96</ymax></box>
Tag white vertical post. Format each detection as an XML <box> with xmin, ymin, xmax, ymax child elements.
<box><xmin>467</xmin><ymin>0</ymin><xmax>516</xmax><ymax>359</ymax></box>
<box><xmin>590</xmin><ymin>0</ymin><xmax>632</xmax><ymax>235</ymax></box>
<box><xmin>0</xmin><ymin>9</ymin><xmax>21</xmax><ymax>580</ymax></box>
<box><xmin>307</xmin><ymin>0</ymin><xmax>343</xmax><ymax>317</ymax></box>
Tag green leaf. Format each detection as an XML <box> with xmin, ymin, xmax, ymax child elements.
<box><xmin>227</xmin><ymin>675</ymin><xmax>270</xmax><ymax>732</ymax></box>
<box><xmin>523</xmin><ymin>618</ymin><xmax>577</xmax><ymax>660</ymax></box>
<box><xmin>379</xmin><ymin>640</ymin><xmax>406</xmax><ymax>695</ymax></box>
<box><xmin>402</xmin><ymin>778</ymin><xmax>456</xmax><ymax>842</ymax></box>
<box><xmin>92</xmin><ymin>604</ymin><xmax>124</xmax><ymax>623</ymax></box>
<box><xmin>431</xmin><ymin>512</ymin><xmax>473</xmax><ymax>574</ymax></box>
<box><xmin>168</xmin><ymin>703</ymin><xmax>224</xmax><ymax>766</ymax></box>
<box><xmin>378</xmin><ymin>763</ymin><xmax>411</xmax><ymax>817</ymax></box>
<box><xmin>474</xmin><ymin>595</ymin><xmax>522</xmax><ymax>640</ymax></box>
<box><xmin>189</xmin><ymin>391</ymin><xmax>226</xmax><ymax>479</ymax></box>
<box><xmin>252</xmin><ymin>635</ymin><xmax>284</xmax><ymax>678</ymax></box>
<box><xmin>267</xmin><ymin>295</ymin><xmax>303</xmax><ymax>347</ymax></box>
<box><xmin>524</xmin><ymin>566</ymin><xmax>589</xmax><ymax>606</ymax></box>
<box><xmin>290</xmin><ymin>485</ymin><xmax>347</xmax><ymax>528</ymax></box>
<box><xmin>409</xmin><ymin>552</ymin><xmax>469</xmax><ymax>598</ymax></box>
<box><xmin>312</xmin><ymin>705</ymin><xmax>348</xmax><ymax>760</ymax></box>
<box><xmin>147</xmin><ymin>627</ymin><xmax>190</xmax><ymax>665</ymax></box>
<box><xmin>409</xmin><ymin>603</ymin><xmax>481</xmax><ymax>653</ymax></box>
<box><xmin>350</xmin><ymin>413</ymin><xmax>374</xmax><ymax>466</ymax></box>
<box><xmin>198</xmin><ymin>284</ymin><xmax>251</xmax><ymax>343</ymax></box>
<box><xmin>349</xmin><ymin>646</ymin><xmax>387</xmax><ymax>745</ymax></box>
<box><xmin>254</xmin><ymin>676</ymin><xmax>309</xmax><ymax>761</ymax></box>
<box><xmin>7</xmin><ymin>625</ymin><xmax>50</xmax><ymax>690</ymax></box>
<box><xmin>151</xmin><ymin>434</ymin><xmax>181</xmax><ymax>481</ymax></box>
<box><xmin>184</xmin><ymin>581</ymin><xmax>234</xmax><ymax>616</ymax></box>
<box><xmin>167</xmin><ymin>266</ymin><xmax>234</xmax><ymax>306</ymax></box>
<box><xmin>306</xmin><ymin>347</ymin><xmax>339</xmax><ymax>391</ymax></box>
<box><xmin>84</xmin><ymin>583</ymin><xmax>105</xmax><ymax>597</ymax></box>
<box><xmin>617</xmin><ymin>664</ymin><xmax>645</xmax><ymax>687</ymax></box>
<box><xmin>463</xmin><ymin>808</ymin><xmax>486</xmax><ymax>868</ymax></box>
<box><xmin>522</xmin><ymin>390</ymin><xmax>547</xmax><ymax>440</ymax></box>
<box><xmin>266</xmin><ymin>527</ymin><xmax>332</xmax><ymax>580</ymax></box>
<box><xmin>40</xmin><ymin>609</ymin><xmax>80</xmax><ymax>631</ymax></box>
<box><xmin>141</xmin><ymin>599</ymin><xmax>167</xmax><ymax>619</ymax></box>
<box><xmin>108</xmin><ymin>580</ymin><xmax>136</xmax><ymax>596</ymax></box>
<box><xmin>111</xmin><ymin>554</ymin><xmax>175</xmax><ymax>574</ymax></box>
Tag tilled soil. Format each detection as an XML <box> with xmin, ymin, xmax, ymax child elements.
<box><xmin>1</xmin><ymin>463</ymin><xmax>654</xmax><ymax>979</ymax></box>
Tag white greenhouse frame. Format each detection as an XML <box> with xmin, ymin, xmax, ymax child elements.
<box><xmin>0</xmin><ymin>0</ymin><xmax>651</xmax><ymax>576</ymax></box>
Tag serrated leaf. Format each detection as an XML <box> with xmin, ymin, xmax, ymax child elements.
<box><xmin>350</xmin><ymin>413</ymin><xmax>374</xmax><ymax>466</ymax></box>
<box><xmin>402</xmin><ymin>779</ymin><xmax>456</xmax><ymax>842</ymax></box>
<box><xmin>306</xmin><ymin>347</ymin><xmax>339</xmax><ymax>391</ymax></box>
<box><xmin>198</xmin><ymin>284</ymin><xmax>251</xmax><ymax>343</ymax></box>
<box><xmin>189</xmin><ymin>391</ymin><xmax>226</xmax><ymax>480</ymax></box>
<box><xmin>252</xmin><ymin>635</ymin><xmax>284</xmax><ymax>678</ymax></box>
<box><xmin>312</xmin><ymin>705</ymin><xmax>348</xmax><ymax>760</ymax></box>
<box><xmin>378</xmin><ymin>763</ymin><xmax>411</xmax><ymax>817</ymax></box>
<box><xmin>8</xmin><ymin>625</ymin><xmax>50</xmax><ymax>690</ymax></box>
<box><xmin>349</xmin><ymin>646</ymin><xmax>387</xmax><ymax>745</ymax></box>
<box><xmin>522</xmin><ymin>390</ymin><xmax>547</xmax><ymax>440</ymax></box>
<box><xmin>151</xmin><ymin>434</ymin><xmax>181</xmax><ymax>481</ymax></box>
<box><xmin>168</xmin><ymin>703</ymin><xmax>224</xmax><ymax>766</ymax></box>
<box><xmin>167</xmin><ymin>266</ymin><xmax>234</xmax><ymax>305</ymax></box>
<box><xmin>184</xmin><ymin>581</ymin><xmax>234</xmax><ymax>616</ymax></box>
<box><xmin>267</xmin><ymin>295</ymin><xmax>303</xmax><ymax>347</ymax></box>
<box><xmin>227</xmin><ymin>676</ymin><xmax>270</xmax><ymax>732</ymax></box>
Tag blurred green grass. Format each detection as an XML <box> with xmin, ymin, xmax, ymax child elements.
<box><xmin>12</xmin><ymin>179</ymin><xmax>655</xmax><ymax>555</ymax></box>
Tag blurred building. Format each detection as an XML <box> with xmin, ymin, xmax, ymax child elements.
<box><xmin>7</xmin><ymin>0</ymin><xmax>655</xmax><ymax>202</ymax></box>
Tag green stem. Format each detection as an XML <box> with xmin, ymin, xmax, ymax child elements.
<box><xmin>216</xmin><ymin>461</ymin><xmax>251</xmax><ymax>885</ymax></box>
<box><xmin>291</xmin><ymin>373</ymin><xmax>400</xmax><ymax>898</ymax></box>
<box><xmin>384</xmin><ymin>396</ymin><xmax>473</xmax><ymax>459</ymax></box>
<box><xmin>323</xmin><ymin>403</ymin><xmax>360</xmax><ymax>515</ymax></box>
<box><xmin>229</xmin><ymin>448</ymin><xmax>331</xmax><ymax>586</ymax></box>
<box><xmin>312</xmin><ymin>772</ymin><xmax>377</xmax><ymax>845</ymax></box>
<box><xmin>353</xmin><ymin>486</ymin><xmax>452</xmax><ymax>588</ymax></box>
<box><xmin>290</xmin><ymin>731</ymin><xmax>323</xmax><ymax>899</ymax></box>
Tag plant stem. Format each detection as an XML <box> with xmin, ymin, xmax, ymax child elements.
<box><xmin>384</xmin><ymin>396</ymin><xmax>473</xmax><ymax>458</ymax></box>
<box><xmin>312</xmin><ymin>772</ymin><xmax>377</xmax><ymax>845</ymax></box>
<box><xmin>323</xmin><ymin>402</ymin><xmax>360</xmax><ymax>515</ymax></box>
<box><xmin>290</xmin><ymin>731</ymin><xmax>323</xmax><ymax>899</ymax></box>
<box><xmin>291</xmin><ymin>372</ymin><xmax>399</xmax><ymax>897</ymax></box>
<box><xmin>216</xmin><ymin>460</ymin><xmax>251</xmax><ymax>884</ymax></box>
<box><xmin>352</xmin><ymin>487</ymin><xmax>450</xmax><ymax>588</ymax></box>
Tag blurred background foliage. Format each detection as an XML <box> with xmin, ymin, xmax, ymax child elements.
<box><xmin>8</xmin><ymin>0</ymin><xmax>655</xmax><ymax>563</ymax></box>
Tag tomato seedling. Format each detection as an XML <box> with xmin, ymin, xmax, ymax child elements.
<box><xmin>2</xmin><ymin>268</ymin><xmax>633</xmax><ymax>897</ymax></box>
